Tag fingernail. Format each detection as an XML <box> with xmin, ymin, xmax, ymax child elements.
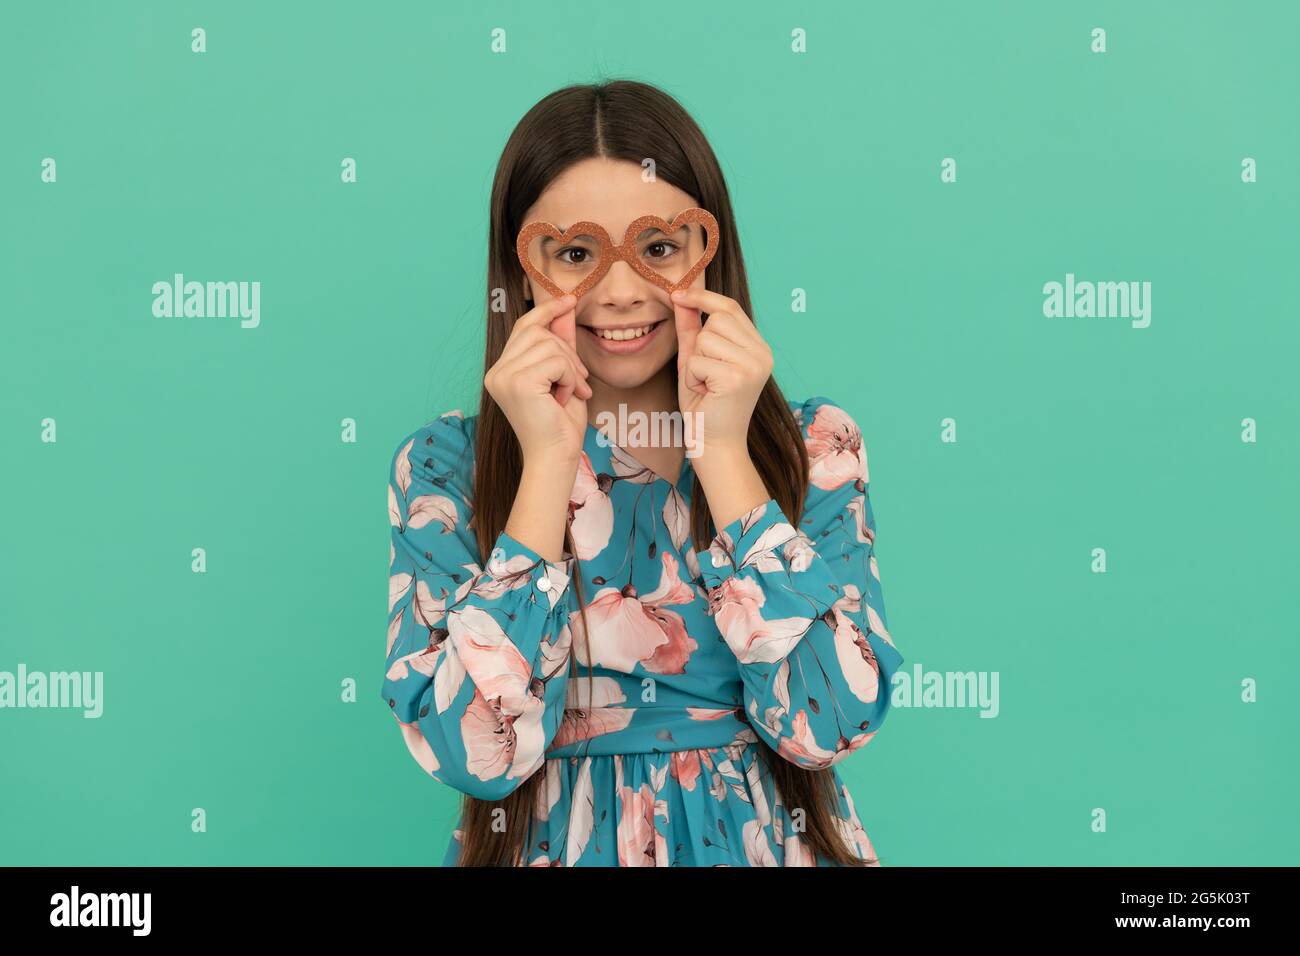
<box><xmin>670</xmin><ymin>290</ymin><xmax>684</xmax><ymax>301</ymax></box>
<box><xmin>561</xmin><ymin>294</ymin><xmax>576</xmax><ymax>305</ymax></box>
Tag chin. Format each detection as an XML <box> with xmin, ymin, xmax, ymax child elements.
<box><xmin>585</xmin><ymin>348</ymin><xmax>675</xmax><ymax>390</ymax></box>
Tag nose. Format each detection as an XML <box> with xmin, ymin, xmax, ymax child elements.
<box><xmin>593</xmin><ymin>259</ymin><xmax>648</xmax><ymax>309</ymax></box>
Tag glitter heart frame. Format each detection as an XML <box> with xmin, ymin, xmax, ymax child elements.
<box><xmin>516</xmin><ymin>207</ymin><xmax>720</xmax><ymax>302</ymax></box>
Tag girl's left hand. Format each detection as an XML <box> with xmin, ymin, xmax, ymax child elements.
<box><xmin>671</xmin><ymin>287</ymin><xmax>774</xmax><ymax>459</ymax></box>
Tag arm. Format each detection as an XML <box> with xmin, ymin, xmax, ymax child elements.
<box><xmin>695</xmin><ymin>397</ymin><xmax>903</xmax><ymax>770</ymax></box>
<box><xmin>382</xmin><ymin>412</ymin><xmax>576</xmax><ymax>801</ymax></box>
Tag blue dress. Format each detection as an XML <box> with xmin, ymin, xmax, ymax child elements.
<box><xmin>382</xmin><ymin>395</ymin><xmax>904</xmax><ymax>866</ymax></box>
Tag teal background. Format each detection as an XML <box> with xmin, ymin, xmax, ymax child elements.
<box><xmin>2</xmin><ymin>1</ymin><xmax>1297</xmax><ymax>865</ymax></box>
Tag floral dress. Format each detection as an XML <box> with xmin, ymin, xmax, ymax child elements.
<box><xmin>382</xmin><ymin>395</ymin><xmax>904</xmax><ymax>866</ymax></box>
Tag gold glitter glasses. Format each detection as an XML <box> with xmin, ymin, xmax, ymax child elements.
<box><xmin>517</xmin><ymin>207</ymin><xmax>720</xmax><ymax>302</ymax></box>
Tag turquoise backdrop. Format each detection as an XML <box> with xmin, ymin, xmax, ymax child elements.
<box><xmin>2</xmin><ymin>0</ymin><xmax>1296</xmax><ymax>865</ymax></box>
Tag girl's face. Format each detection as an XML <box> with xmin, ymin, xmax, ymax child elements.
<box><xmin>519</xmin><ymin>157</ymin><xmax>706</xmax><ymax>392</ymax></box>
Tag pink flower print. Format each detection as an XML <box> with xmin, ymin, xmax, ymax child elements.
<box><xmin>616</xmin><ymin>780</ymin><xmax>659</xmax><ymax>866</ymax></box>
<box><xmin>780</xmin><ymin>831</ymin><xmax>817</xmax><ymax>867</ymax></box>
<box><xmin>549</xmin><ymin>676</ymin><xmax>635</xmax><ymax>750</ymax></box>
<box><xmin>685</xmin><ymin>706</ymin><xmax>740</xmax><ymax>721</ymax></box>
<box><xmin>406</xmin><ymin>492</ymin><xmax>459</xmax><ymax>534</ymax></box>
<box><xmin>460</xmin><ymin>686</ymin><xmax>547</xmax><ymax>787</ymax></box>
<box><xmin>393</xmin><ymin>715</ymin><xmax>440</xmax><ymax>775</ymax></box>
<box><xmin>742</xmin><ymin>818</ymin><xmax>779</xmax><ymax>866</ymax></box>
<box><xmin>845</xmin><ymin>497</ymin><xmax>876</xmax><ymax>547</ymax></box>
<box><xmin>669</xmin><ymin>749</ymin><xmax>704</xmax><ymax>791</ymax></box>
<box><xmin>384</xmin><ymin>625</ymin><xmax>446</xmax><ymax>681</ymax></box>
<box><xmin>711</xmin><ymin>576</ymin><xmax>812</xmax><ymax>665</ymax></box>
<box><xmin>569</xmin><ymin>453</ymin><xmax>614</xmax><ymax>560</ymax></box>
<box><xmin>828</xmin><ymin>586</ymin><xmax>882</xmax><ymax>705</ymax></box>
<box><xmin>782</xmin><ymin>531</ymin><xmax>816</xmax><ymax>572</ymax></box>
<box><xmin>806</xmin><ymin>403</ymin><xmax>867</xmax><ymax>491</ymax></box>
<box><xmin>775</xmin><ymin>710</ymin><xmax>842</xmax><ymax>769</ymax></box>
<box><xmin>833</xmin><ymin>570</ymin><xmax>893</xmax><ymax>649</ymax></box>
<box><xmin>570</xmin><ymin>552</ymin><xmax>699</xmax><ymax>674</ymax></box>
<box><xmin>388</xmin><ymin>483</ymin><xmax>403</xmax><ymax>529</ymax></box>
<box><xmin>447</xmin><ymin>605</ymin><xmax>549</xmax><ymax>784</ymax></box>
<box><xmin>707</xmin><ymin>505</ymin><xmax>799</xmax><ymax>575</ymax></box>
<box><xmin>836</xmin><ymin>782</ymin><xmax>880</xmax><ymax>864</ymax></box>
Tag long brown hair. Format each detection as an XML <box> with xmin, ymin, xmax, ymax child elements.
<box><xmin>460</xmin><ymin>79</ymin><xmax>866</xmax><ymax>866</ymax></box>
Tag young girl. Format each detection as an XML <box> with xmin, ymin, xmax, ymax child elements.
<box><xmin>382</xmin><ymin>80</ymin><xmax>904</xmax><ymax>866</ymax></box>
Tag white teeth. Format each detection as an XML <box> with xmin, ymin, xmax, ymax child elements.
<box><xmin>593</xmin><ymin>323</ymin><xmax>656</xmax><ymax>341</ymax></box>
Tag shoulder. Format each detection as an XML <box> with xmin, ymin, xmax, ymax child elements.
<box><xmin>786</xmin><ymin>394</ymin><xmax>871</xmax><ymax>489</ymax></box>
<box><xmin>388</xmin><ymin>409</ymin><xmax>480</xmax><ymax>490</ymax></box>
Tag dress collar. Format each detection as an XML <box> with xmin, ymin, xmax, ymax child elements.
<box><xmin>583</xmin><ymin>419</ymin><xmax>695</xmax><ymax>495</ymax></box>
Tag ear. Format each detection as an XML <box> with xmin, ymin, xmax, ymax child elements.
<box><xmin>522</xmin><ymin>277</ymin><xmax>533</xmax><ymax>304</ymax></box>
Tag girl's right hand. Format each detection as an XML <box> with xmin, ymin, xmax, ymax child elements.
<box><xmin>484</xmin><ymin>294</ymin><xmax>592</xmax><ymax>466</ymax></box>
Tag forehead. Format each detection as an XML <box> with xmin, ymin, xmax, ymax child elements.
<box><xmin>522</xmin><ymin>157</ymin><xmax>699</xmax><ymax>237</ymax></box>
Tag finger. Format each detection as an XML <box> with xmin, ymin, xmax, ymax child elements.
<box><xmin>559</xmin><ymin>334</ymin><xmax>591</xmax><ymax>381</ymax></box>
<box><xmin>673</xmin><ymin>300</ymin><xmax>702</xmax><ymax>377</ymax></box>
<box><xmin>568</xmin><ymin>355</ymin><xmax>593</xmax><ymax>400</ymax></box>
<box><xmin>525</xmin><ymin>345</ymin><xmax>591</xmax><ymax>403</ymax></box>
<box><xmin>540</xmin><ymin>334</ymin><xmax>590</xmax><ymax>384</ymax></box>
<box><xmin>559</xmin><ymin>373</ymin><xmax>594</xmax><ymax>406</ymax></box>
<box><xmin>685</xmin><ymin>353</ymin><xmax>735</xmax><ymax>395</ymax></box>
<box><xmin>697</xmin><ymin>309</ymin><xmax>761</xmax><ymax>349</ymax></box>
<box><xmin>514</xmin><ymin>294</ymin><xmax>578</xmax><ymax>334</ymax></box>
<box><xmin>501</xmin><ymin>295</ymin><xmax>578</xmax><ymax>363</ymax></box>
<box><xmin>695</xmin><ymin>327</ymin><xmax>745</xmax><ymax>362</ymax></box>
<box><xmin>502</xmin><ymin>326</ymin><xmax>590</xmax><ymax>378</ymax></box>
<box><xmin>670</xmin><ymin>287</ymin><xmax>750</xmax><ymax>325</ymax></box>
<box><xmin>549</xmin><ymin>302</ymin><xmax>578</xmax><ymax>351</ymax></box>
<box><xmin>519</xmin><ymin>353</ymin><xmax>579</xmax><ymax>404</ymax></box>
<box><xmin>533</xmin><ymin>330</ymin><xmax>590</xmax><ymax>379</ymax></box>
<box><xmin>557</xmin><ymin>352</ymin><xmax>594</xmax><ymax>401</ymax></box>
<box><xmin>547</xmin><ymin>309</ymin><xmax>593</xmax><ymax>401</ymax></box>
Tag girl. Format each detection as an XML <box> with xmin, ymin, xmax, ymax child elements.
<box><xmin>382</xmin><ymin>79</ymin><xmax>904</xmax><ymax>866</ymax></box>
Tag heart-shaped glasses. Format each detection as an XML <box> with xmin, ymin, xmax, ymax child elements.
<box><xmin>516</xmin><ymin>207</ymin><xmax>720</xmax><ymax>302</ymax></box>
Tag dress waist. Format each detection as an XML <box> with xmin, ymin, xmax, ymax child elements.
<box><xmin>544</xmin><ymin>704</ymin><xmax>759</xmax><ymax>759</ymax></box>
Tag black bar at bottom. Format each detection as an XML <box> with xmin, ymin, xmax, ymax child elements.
<box><xmin>0</xmin><ymin>866</ymin><xmax>1282</xmax><ymax>940</ymax></box>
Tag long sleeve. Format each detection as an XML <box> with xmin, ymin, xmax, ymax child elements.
<box><xmin>382</xmin><ymin>411</ymin><xmax>576</xmax><ymax>801</ymax></box>
<box><xmin>697</xmin><ymin>396</ymin><xmax>903</xmax><ymax>770</ymax></box>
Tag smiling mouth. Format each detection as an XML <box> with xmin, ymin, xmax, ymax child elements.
<box><xmin>586</xmin><ymin>321</ymin><xmax>661</xmax><ymax>341</ymax></box>
<box><xmin>579</xmin><ymin>318</ymin><xmax>668</xmax><ymax>353</ymax></box>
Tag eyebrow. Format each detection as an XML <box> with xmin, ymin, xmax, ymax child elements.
<box><xmin>539</xmin><ymin>232</ymin><xmax>600</xmax><ymax>246</ymax></box>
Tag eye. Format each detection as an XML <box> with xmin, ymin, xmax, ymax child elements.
<box><xmin>557</xmin><ymin>246</ymin><xmax>592</xmax><ymax>266</ymax></box>
<box><xmin>643</xmin><ymin>240</ymin><xmax>680</xmax><ymax>261</ymax></box>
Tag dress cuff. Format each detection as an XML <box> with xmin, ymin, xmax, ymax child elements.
<box><xmin>490</xmin><ymin>530</ymin><xmax>575</xmax><ymax>611</ymax></box>
<box><xmin>698</xmin><ymin>498</ymin><xmax>798</xmax><ymax>591</ymax></box>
